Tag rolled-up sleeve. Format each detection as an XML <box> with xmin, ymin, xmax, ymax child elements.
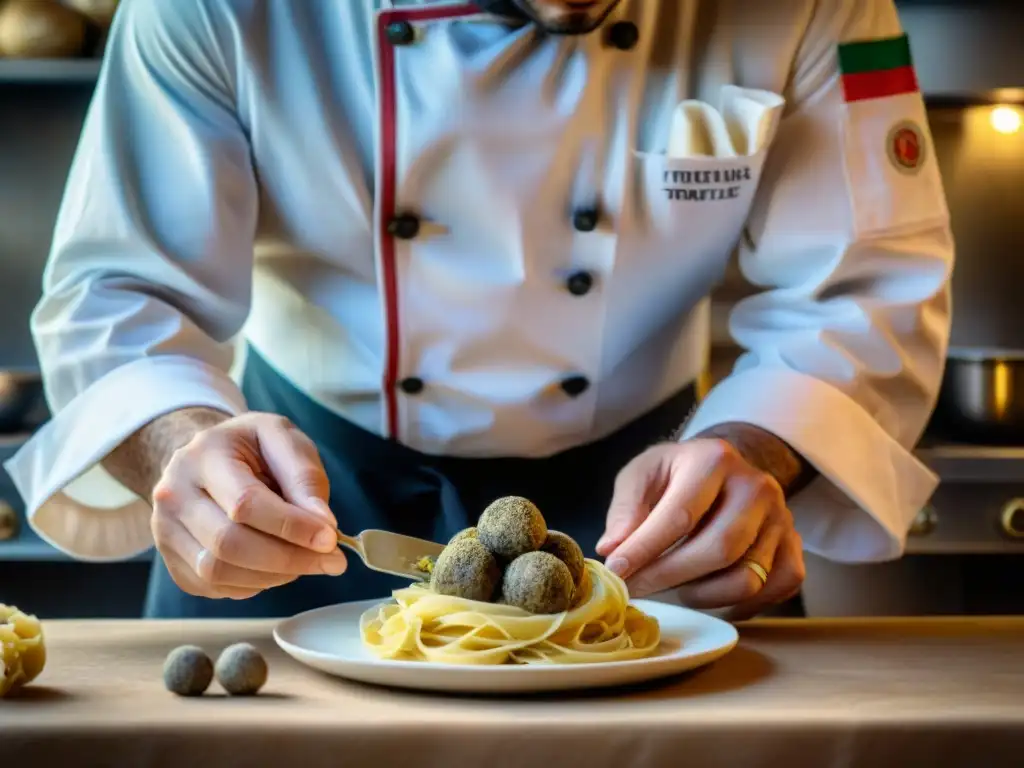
<box><xmin>3</xmin><ymin>0</ymin><xmax>257</xmax><ymax>561</ymax></box>
<box><xmin>683</xmin><ymin>0</ymin><xmax>953</xmax><ymax>562</ymax></box>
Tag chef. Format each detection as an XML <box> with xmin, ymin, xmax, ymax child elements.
<box><xmin>5</xmin><ymin>0</ymin><xmax>953</xmax><ymax>620</ymax></box>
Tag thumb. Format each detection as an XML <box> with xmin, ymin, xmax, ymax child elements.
<box><xmin>597</xmin><ymin>461</ymin><xmax>654</xmax><ymax>555</ymax></box>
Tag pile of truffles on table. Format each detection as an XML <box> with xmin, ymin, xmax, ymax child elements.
<box><xmin>163</xmin><ymin>642</ymin><xmax>268</xmax><ymax>697</ymax></box>
<box><xmin>429</xmin><ymin>496</ymin><xmax>589</xmax><ymax>614</ymax></box>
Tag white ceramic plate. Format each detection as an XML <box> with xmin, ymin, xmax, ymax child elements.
<box><xmin>274</xmin><ymin>598</ymin><xmax>739</xmax><ymax>694</ymax></box>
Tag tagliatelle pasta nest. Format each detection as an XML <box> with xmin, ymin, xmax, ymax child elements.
<box><xmin>360</xmin><ymin>560</ymin><xmax>661</xmax><ymax>665</ymax></box>
<box><xmin>0</xmin><ymin>604</ymin><xmax>47</xmax><ymax>697</ymax></box>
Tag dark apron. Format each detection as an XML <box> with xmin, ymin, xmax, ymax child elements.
<box><xmin>143</xmin><ymin>348</ymin><xmax>695</xmax><ymax>618</ymax></box>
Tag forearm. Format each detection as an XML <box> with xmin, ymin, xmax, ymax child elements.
<box><xmin>695</xmin><ymin>421</ymin><xmax>817</xmax><ymax>497</ymax></box>
<box><xmin>101</xmin><ymin>407</ymin><xmax>232</xmax><ymax>501</ymax></box>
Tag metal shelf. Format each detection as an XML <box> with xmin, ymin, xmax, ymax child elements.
<box><xmin>0</xmin><ymin>58</ymin><xmax>100</xmax><ymax>85</ymax></box>
<box><xmin>0</xmin><ymin>534</ymin><xmax>153</xmax><ymax>563</ymax></box>
<box><xmin>1</xmin><ymin>537</ymin><xmax>79</xmax><ymax>561</ymax></box>
<box><xmin>917</xmin><ymin>444</ymin><xmax>1024</xmax><ymax>484</ymax></box>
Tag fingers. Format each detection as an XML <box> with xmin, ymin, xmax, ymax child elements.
<box><xmin>724</xmin><ymin>528</ymin><xmax>806</xmax><ymax>621</ymax></box>
<box><xmin>633</xmin><ymin>472</ymin><xmax>780</xmax><ymax>589</ymax></box>
<box><xmin>175</xmin><ymin>493</ymin><xmax>347</xmax><ymax>577</ymax></box>
<box><xmin>256</xmin><ymin>417</ymin><xmax>335</xmax><ymax>523</ymax></box>
<box><xmin>163</xmin><ymin>553</ymin><xmax>264</xmax><ymax>601</ymax></box>
<box><xmin>164</xmin><ymin>516</ymin><xmax>304</xmax><ymax>590</ymax></box>
<box><xmin>154</xmin><ymin>518</ymin><xmax>276</xmax><ymax>601</ymax></box>
<box><xmin>197</xmin><ymin>450</ymin><xmax>338</xmax><ymax>555</ymax></box>
<box><xmin>648</xmin><ymin>512</ymin><xmax>785</xmax><ymax>604</ymax></box>
<box><xmin>150</xmin><ymin>412</ymin><xmax>348</xmax><ymax>602</ymax></box>
<box><xmin>597</xmin><ymin>451</ymin><xmax>661</xmax><ymax>555</ymax></box>
<box><xmin>602</xmin><ymin>438</ymin><xmax>803</xmax><ymax>617</ymax></box>
<box><xmin>153</xmin><ymin>497</ymin><xmax>346</xmax><ymax>601</ymax></box>
<box><xmin>603</xmin><ymin>442</ymin><xmax>733</xmax><ymax>578</ymax></box>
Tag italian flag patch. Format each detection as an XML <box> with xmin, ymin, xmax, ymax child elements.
<box><xmin>838</xmin><ymin>34</ymin><xmax>918</xmax><ymax>103</ymax></box>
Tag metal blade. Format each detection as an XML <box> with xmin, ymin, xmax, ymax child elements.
<box><xmin>356</xmin><ymin>530</ymin><xmax>446</xmax><ymax>581</ymax></box>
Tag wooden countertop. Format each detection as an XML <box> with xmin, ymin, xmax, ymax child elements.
<box><xmin>2</xmin><ymin>618</ymin><xmax>1022</xmax><ymax>767</ymax></box>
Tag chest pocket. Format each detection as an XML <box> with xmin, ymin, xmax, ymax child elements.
<box><xmin>632</xmin><ymin>86</ymin><xmax>785</xmax><ymax>265</ymax></box>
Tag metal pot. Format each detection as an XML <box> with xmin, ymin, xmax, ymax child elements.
<box><xmin>930</xmin><ymin>349</ymin><xmax>1024</xmax><ymax>445</ymax></box>
<box><xmin>0</xmin><ymin>370</ymin><xmax>47</xmax><ymax>434</ymax></box>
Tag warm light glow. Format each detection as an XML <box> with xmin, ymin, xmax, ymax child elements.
<box><xmin>990</xmin><ymin>106</ymin><xmax>1022</xmax><ymax>135</ymax></box>
<box><xmin>992</xmin><ymin>361</ymin><xmax>1011</xmax><ymax>419</ymax></box>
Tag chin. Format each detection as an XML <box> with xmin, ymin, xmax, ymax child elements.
<box><xmin>544</xmin><ymin>12</ymin><xmax>601</xmax><ymax>35</ymax></box>
<box><xmin>516</xmin><ymin>0</ymin><xmax>620</xmax><ymax>35</ymax></box>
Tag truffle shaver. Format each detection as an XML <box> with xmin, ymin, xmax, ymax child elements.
<box><xmin>336</xmin><ymin>530</ymin><xmax>446</xmax><ymax>581</ymax></box>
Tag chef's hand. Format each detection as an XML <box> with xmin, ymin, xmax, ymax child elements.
<box><xmin>596</xmin><ymin>425</ymin><xmax>810</xmax><ymax>620</ymax></box>
<box><xmin>150</xmin><ymin>412</ymin><xmax>347</xmax><ymax>600</ymax></box>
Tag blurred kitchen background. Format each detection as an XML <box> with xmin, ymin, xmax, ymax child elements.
<box><xmin>1</xmin><ymin>0</ymin><xmax>1023</xmax><ymax>618</ymax></box>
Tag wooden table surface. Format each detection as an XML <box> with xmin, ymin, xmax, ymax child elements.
<box><xmin>2</xmin><ymin>617</ymin><xmax>1023</xmax><ymax>767</ymax></box>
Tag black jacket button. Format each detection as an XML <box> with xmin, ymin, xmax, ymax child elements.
<box><xmin>566</xmin><ymin>271</ymin><xmax>594</xmax><ymax>297</ymax></box>
<box><xmin>560</xmin><ymin>375</ymin><xmax>591</xmax><ymax>397</ymax></box>
<box><xmin>573</xmin><ymin>208</ymin><xmax>600</xmax><ymax>232</ymax></box>
<box><xmin>607</xmin><ymin>21</ymin><xmax>639</xmax><ymax>51</ymax></box>
<box><xmin>387</xmin><ymin>213</ymin><xmax>421</xmax><ymax>240</ymax></box>
<box><xmin>398</xmin><ymin>376</ymin><xmax>425</xmax><ymax>395</ymax></box>
<box><xmin>386</xmin><ymin>21</ymin><xmax>416</xmax><ymax>46</ymax></box>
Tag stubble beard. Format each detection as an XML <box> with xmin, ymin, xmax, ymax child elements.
<box><xmin>511</xmin><ymin>0</ymin><xmax>621</xmax><ymax>35</ymax></box>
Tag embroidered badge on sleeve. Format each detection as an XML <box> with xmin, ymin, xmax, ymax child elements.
<box><xmin>836</xmin><ymin>33</ymin><xmax>947</xmax><ymax>233</ymax></box>
<box><xmin>886</xmin><ymin>120</ymin><xmax>926</xmax><ymax>173</ymax></box>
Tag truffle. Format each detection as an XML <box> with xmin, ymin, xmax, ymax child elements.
<box><xmin>571</xmin><ymin>564</ymin><xmax>592</xmax><ymax>608</ymax></box>
<box><xmin>215</xmin><ymin>643</ymin><xmax>268</xmax><ymax>696</ymax></box>
<box><xmin>163</xmin><ymin>645</ymin><xmax>214</xmax><ymax>697</ymax></box>
<box><xmin>477</xmin><ymin>496</ymin><xmax>547</xmax><ymax>560</ymax></box>
<box><xmin>500</xmin><ymin>551</ymin><xmax>575</xmax><ymax>614</ymax></box>
<box><xmin>448</xmin><ymin>527</ymin><xmax>479</xmax><ymax>545</ymax></box>
<box><xmin>430</xmin><ymin>537</ymin><xmax>501</xmax><ymax>602</ymax></box>
<box><xmin>541</xmin><ymin>530</ymin><xmax>585</xmax><ymax>588</ymax></box>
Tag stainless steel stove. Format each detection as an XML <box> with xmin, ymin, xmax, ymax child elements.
<box><xmin>910</xmin><ymin>443</ymin><xmax>1024</xmax><ymax>554</ymax></box>
<box><xmin>797</xmin><ymin>441</ymin><xmax>1024</xmax><ymax>618</ymax></box>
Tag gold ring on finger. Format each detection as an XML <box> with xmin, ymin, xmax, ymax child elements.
<box><xmin>741</xmin><ymin>558</ymin><xmax>769</xmax><ymax>586</ymax></box>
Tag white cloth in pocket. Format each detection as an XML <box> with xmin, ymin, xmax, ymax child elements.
<box><xmin>620</xmin><ymin>87</ymin><xmax>787</xmax><ymax>311</ymax></box>
<box><xmin>666</xmin><ymin>85</ymin><xmax>785</xmax><ymax>159</ymax></box>
<box><xmin>631</xmin><ymin>86</ymin><xmax>785</xmax><ymax>249</ymax></box>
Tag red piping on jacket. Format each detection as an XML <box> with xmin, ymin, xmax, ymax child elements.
<box><xmin>376</xmin><ymin>3</ymin><xmax>481</xmax><ymax>440</ymax></box>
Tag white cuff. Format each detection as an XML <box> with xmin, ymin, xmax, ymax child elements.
<box><xmin>682</xmin><ymin>367</ymin><xmax>938</xmax><ymax>563</ymax></box>
<box><xmin>2</xmin><ymin>356</ymin><xmax>248</xmax><ymax>562</ymax></box>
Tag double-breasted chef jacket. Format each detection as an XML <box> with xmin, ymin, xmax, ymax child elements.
<box><xmin>5</xmin><ymin>0</ymin><xmax>953</xmax><ymax>568</ymax></box>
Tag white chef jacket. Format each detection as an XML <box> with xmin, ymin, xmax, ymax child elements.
<box><xmin>5</xmin><ymin>0</ymin><xmax>953</xmax><ymax>566</ymax></box>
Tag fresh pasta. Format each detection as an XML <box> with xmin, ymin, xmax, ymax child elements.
<box><xmin>359</xmin><ymin>559</ymin><xmax>660</xmax><ymax>665</ymax></box>
<box><xmin>0</xmin><ymin>604</ymin><xmax>46</xmax><ymax>697</ymax></box>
